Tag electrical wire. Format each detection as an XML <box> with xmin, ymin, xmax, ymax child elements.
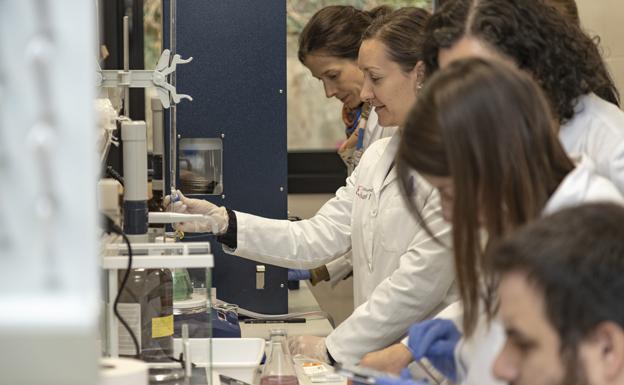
<box><xmin>215</xmin><ymin>299</ymin><xmax>336</xmax><ymax>328</ymax></box>
<box><xmin>114</xmin><ymin>231</ymin><xmax>141</xmax><ymax>359</ymax></box>
<box><xmin>105</xmin><ymin>165</ymin><xmax>124</xmax><ymax>186</ymax></box>
<box><xmin>101</xmin><ymin>215</ymin><xmax>140</xmax><ymax>358</ymax></box>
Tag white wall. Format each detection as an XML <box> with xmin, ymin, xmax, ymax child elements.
<box><xmin>577</xmin><ymin>0</ymin><xmax>624</xmax><ymax>96</ymax></box>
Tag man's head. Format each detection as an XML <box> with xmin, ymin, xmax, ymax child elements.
<box><xmin>489</xmin><ymin>203</ymin><xmax>624</xmax><ymax>385</ymax></box>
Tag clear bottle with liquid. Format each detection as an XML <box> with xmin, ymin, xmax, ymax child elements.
<box><xmin>260</xmin><ymin>330</ymin><xmax>300</xmax><ymax>385</ymax></box>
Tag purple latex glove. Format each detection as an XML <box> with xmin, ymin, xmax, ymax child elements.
<box><xmin>288</xmin><ymin>269</ymin><xmax>311</xmax><ymax>281</ymax></box>
<box><xmin>407</xmin><ymin>319</ymin><xmax>461</xmax><ymax>382</ymax></box>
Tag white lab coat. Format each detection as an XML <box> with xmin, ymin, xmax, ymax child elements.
<box><xmin>227</xmin><ymin>133</ymin><xmax>457</xmax><ymax>364</ymax></box>
<box><xmin>326</xmin><ymin>108</ymin><xmax>398</xmax><ymax>286</ymax></box>
<box><xmin>362</xmin><ymin>107</ymin><xmax>398</xmax><ymax>150</ymax></box>
<box><xmin>559</xmin><ymin>93</ymin><xmax>624</xmax><ymax>193</ymax></box>
<box><xmin>455</xmin><ymin>155</ymin><xmax>624</xmax><ymax>385</ymax></box>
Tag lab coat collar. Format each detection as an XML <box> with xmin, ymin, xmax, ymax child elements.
<box><xmin>543</xmin><ymin>154</ymin><xmax>594</xmax><ymax>215</ymax></box>
<box><xmin>372</xmin><ymin>133</ymin><xmax>400</xmax><ymax>196</ymax></box>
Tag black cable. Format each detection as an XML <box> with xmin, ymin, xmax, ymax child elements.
<box><xmin>106</xmin><ymin>165</ymin><xmax>124</xmax><ymax>186</ymax></box>
<box><xmin>115</xmin><ymin>231</ymin><xmax>141</xmax><ymax>359</ymax></box>
<box><xmin>101</xmin><ymin>214</ymin><xmax>140</xmax><ymax>359</ymax></box>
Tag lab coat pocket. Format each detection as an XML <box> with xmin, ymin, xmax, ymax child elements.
<box><xmin>378</xmin><ymin>206</ymin><xmax>415</xmax><ymax>254</ymax></box>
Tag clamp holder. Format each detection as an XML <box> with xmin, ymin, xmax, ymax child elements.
<box><xmin>96</xmin><ymin>49</ymin><xmax>193</xmax><ymax>108</ymax></box>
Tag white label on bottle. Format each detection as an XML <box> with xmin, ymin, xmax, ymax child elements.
<box><xmin>117</xmin><ymin>303</ymin><xmax>141</xmax><ymax>355</ymax></box>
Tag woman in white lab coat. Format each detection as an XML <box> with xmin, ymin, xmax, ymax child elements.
<box><xmin>293</xmin><ymin>5</ymin><xmax>398</xmax><ymax>286</ymax></box>
<box><xmin>297</xmin><ymin>5</ymin><xmax>398</xmax><ymax>172</ymax></box>
<box><xmin>378</xmin><ymin>59</ymin><xmax>623</xmax><ymax>385</ymax></box>
<box><xmin>167</xmin><ymin>7</ymin><xmax>456</xmax><ymax>366</ymax></box>
<box><xmin>422</xmin><ymin>0</ymin><xmax>624</xmax><ymax>193</ymax></box>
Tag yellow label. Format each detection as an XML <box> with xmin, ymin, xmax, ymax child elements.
<box><xmin>152</xmin><ymin>315</ymin><xmax>174</xmax><ymax>338</ymax></box>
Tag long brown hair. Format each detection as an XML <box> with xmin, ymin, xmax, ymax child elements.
<box><xmin>397</xmin><ymin>58</ymin><xmax>575</xmax><ymax>335</ymax></box>
<box><xmin>298</xmin><ymin>5</ymin><xmax>391</xmax><ymax>63</ymax></box>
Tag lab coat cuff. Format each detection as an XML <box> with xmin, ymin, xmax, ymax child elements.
<box><xmin>325</xmin><ymin>332</ymin><xmax>355</xmax><ymax>365</ymax></box>
<box><xmin>217</xmin><ymin>208</ymin><xmax>237</xmax><ymax>249</ymax></box>
<box><xmin>327</xmin><ymin>348</ymin><xmax>337</xmax><ymax>366</ymax></box>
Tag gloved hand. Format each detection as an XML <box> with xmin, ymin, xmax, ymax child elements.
<box><xmin>287</xmin><ymin>335</ymin><xmax>328</xmax><ymax>363</ymax></box>
<box><xmin>407</xmin><ymin>319</ymin><xmax>461</xmax><ymax>382</ymax></box>
<box><xmin>163</xmin><ymin>190</ymin><xmax>229</xmax><ymax>235</ymax></box>
<box><xmin>309</xmin><ymin>265</ymin><xmax>330</xmax><ymax>286</ymax></box>
<box><xmin>288</xmin><ymin>269</ymin><xmax>311</xmax><ymax>281</ymax></box>
<box><xmin>357</xmin><ymin>366</ymin><xmax>426</xmax><ymax>385</ymax></box>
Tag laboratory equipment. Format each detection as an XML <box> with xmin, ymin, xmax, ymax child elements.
<box><xmin>101</xmin><ymin>241</ymin><xmax>213</xmax><ymax>381</ymax></box>
<box><xmin>220</xmin><ymin>374</ymin><xmax>253</xmax><ymax>385</ymax></box>
<box><xmin>179</xmin><ymin>138</ymin><xmax>223</xmax><ymax>195</ymax></box>
<box><xmin>151</xmin><ymin>97</ymin><xmax>166</xmax><ymax>210</ymax></box>
<box><xmin>121</xmin><ymin>120</ymin><xmax>149</xmax><ymax>241</ymax></box>
<box><xmin>96</xmin><ymin>48</ymin><xmax>193</xmax><ymax>109</ymax></box>
<box><xmin>163</xmin><ymin>0</ymin><xmax>289</xmax><ymax>314</ymax></box>
<box><xmin>172</xmin><ymin>338</ymin><xmax>265</xmax><ymax>384</ymax></box>
<box><xmin>210</xmin><ymin>303</ymin><xmax>241</xmax><ymax>338</ymax></box>
<box><xmin>172</xmin><ymin>276</ymin><xmax>241</xmax><ymax>339</ymax></box>
<box><xmin>335</xmin><ymin>364</ymin><xmax>400</xmax><ymax>385</ymax></box>
<box><xmin>117</xmin><ymin>267</ymin><xmax>174</xmax><ymax>361</ymax></box>
<box><xmin>173</xmin><ymin>268</ymin><xmax>193</xmax><ymax>301</ymax></box>
<box><xmin>260</xmin><ymin>330</ymin><xmax>300</xmax><ymax>385</ymax></box>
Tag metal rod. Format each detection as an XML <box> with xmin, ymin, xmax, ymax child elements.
<box><xmin>182</xmin><ymin>324</ymin><xmax>192</xmax><ymax>378</ymax></box>
<box><xmin>169</xmin><ymin>0</ymin><xmax>177</xmax><ymax>191</ymax></box>
<box><xmin>123</xmin><ymin>15</ymin><xmax>130</xmax><ymax>117</ymax></box>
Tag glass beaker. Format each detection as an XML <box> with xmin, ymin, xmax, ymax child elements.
<box><xmin>260</xmin><ymin>330</ymin><xmax>299</xmax><ymax>385</ymax></box>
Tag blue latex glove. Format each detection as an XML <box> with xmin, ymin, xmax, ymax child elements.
<box><xmin>288</xmin><ymin>269</ymin><xmax>311</xmax><ymax>281</ymax></box>
<box><xmin>374</xmin><ymin>371</ymin><xmax>428</xmax><ymax>385</ymax></box>
<box><xmin>353</xmin><ymin>366</ymin><xmax>425</xmax><ymax>385</ymax></box>
<box><xmin>407</xmin><ymin>319</ymin><xmax>462</xmax><ymax>382</ymax></box>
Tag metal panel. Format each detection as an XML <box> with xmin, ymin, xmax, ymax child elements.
<box><xmin>164</xmin><ymin>0</ymin><xmax>288</xmax><ymax>313</ymax></box>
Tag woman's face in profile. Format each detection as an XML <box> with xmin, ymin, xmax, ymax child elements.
<box><xmin>304</xmin><ymin>53</ymin><xmax>364</xmax><ymax>109</ymax></box>
<box><xmin>358</xmin><ymin>38</ymin><xmax>421</xmax><ymax>127</ymax></box>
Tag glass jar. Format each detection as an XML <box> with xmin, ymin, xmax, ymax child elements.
<box><xmin>118</xmin><ymin>268</ymin><xmax>174</xmax><ymax>362</ymax></box>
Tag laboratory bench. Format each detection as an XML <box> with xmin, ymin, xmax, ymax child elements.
<box><xmin>241</xmin><ymin>282</ymin><xmax>334</xmax><ymax>339</ymax></box>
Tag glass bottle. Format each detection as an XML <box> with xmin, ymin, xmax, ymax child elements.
<box><xmin>118</xmin><ymin>268</ymin><xmax>174</xmax><ymax>362</ymax></box>
<box><xmin>260</xmin><ymin>330</ymin><xmax>299</xmax><ymax>385</ymax></box>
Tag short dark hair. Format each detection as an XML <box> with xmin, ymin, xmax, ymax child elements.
<box><xmin>489</xmin><ymin>203</ymin><xmax>624</xmax><ymax>351</ymax></box>
<box><xmin>298</xmin><ymin>5</ymin><xmax>392</xmax><ymax>63</ymax></box>
<box><xmin>422</xmin><ymin>0</ymin><xmax>619</xmax><ymax>123</ymax></box>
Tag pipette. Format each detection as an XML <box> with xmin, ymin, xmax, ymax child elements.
<box><xmin>148</xmin><ymin>212</ymin><xmax>219</xmax><ymax>234</ymax></box>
